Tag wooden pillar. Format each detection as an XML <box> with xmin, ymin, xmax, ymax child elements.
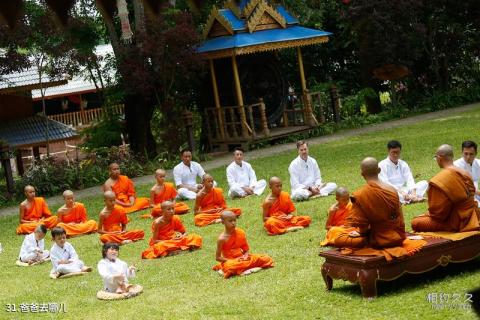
<box><xmin>297</xmin><ymin>47</ymin><xmax>315</xmax><ymax>126</ymax></box>
<box><xmin>0</xmin><ymin>144</ymin><xmax>14</xmax><ymax>195</ymax></box>
<box><xmin>209</xmin><ymin>59</ymin><xmax>225</xmax><ymax>139</ymax></box>
<box><xmin>16</xmin><ymin>150</ymin><xmax>24</xmax><ymax>176</ymax></box>
<box><xmin>231</xmin><ymin>55</ymin><xmax>248</xmax><ymax>138</ymax></box>
<box><xmin>32</xmin><ymin>146</ymin><xmax>40</xmax><ymax>160</ymax></box>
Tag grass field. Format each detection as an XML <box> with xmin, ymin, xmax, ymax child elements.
<box><xmin>1</xmin><ymin>108</ymin><xmax>480</xmax><ymax>319</ymax></box>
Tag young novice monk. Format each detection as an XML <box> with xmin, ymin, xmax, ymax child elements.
<box><xmin>213</xmin><ymin>211</ymin><xmax>274</xmax><ymax>278</ymax></box>
<box><xmin>325</xmin><ymin>187</ymin><xmax>352</xmax><ymax>230</ymax></box>
<box><xmin>141</xmin><ymin>201</ymin><xmax>202</xmax><ymax>259</ymax></box>
<box><xmin>262</xmin><ymin>177</ymin><xmax>311</xmax><ymax>235</ymax></box>
<box><xmin>49</xmin><ymin>227</ymin><xmax>92</xmax><ymax>278</ymax></box>
<box><xmin>56</xmin><ymin>190</ymin><xmax>97</xmax><ymax>237</ymax></box>
<box><xmin>142</xmin><ymin>169</ymin><xmax>190</xmax><ymax>218</ymax></box>
<box><xmin>194</xmin><ymin>174</ymin><xmax>241</xmax><ymax>227</ymax></box>
<box><xmin>98</xmin><ymin>242</ymin><xmax>137</xmax><ymax>294</ymax></box>
<box><xmin>98</xmin><ymin>191</ymin><xmax>145</xmax><ymax>245</ymax></box>
<box><xmin>18</xmin><ymin>224</ymin><xmax>50</xmax><ymax>264</ymax></box>
<box><xmin>17</xmin><ymin>185</ymin><xmax>57</xmax><ymax>235</ymax></box>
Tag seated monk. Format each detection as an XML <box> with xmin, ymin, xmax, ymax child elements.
<box><xmin>98</xmin><ymin>191</ymin><xmax>145</xmax><ymax>245</ymax></box>
<box><xmin>56</xmin><ymin>190</ymin><xmax>97</xmax><ymax>237</ymax></box>
<box><xmin>17</xmin><ymin>185</ymin><xmax>57</xmax><ymax>235</ymax></box>
<box><xmin>103</xmin><ymin>163</ymin><xmax>149</xmax><ymax>214</ymax></box>
<box><xmin>142</xmin><ymin>169</ymin><xmax>189</xmax><ymax>218</ymax></box>
<box><xmin>194</xmin><ymin>174</ymin><xmax>241</xmax><ymax>227</ymax></box>
<box><xmin>213</xmin><ymin>211</ymin><xmax>274</xmax><ymax>278</ymax></box>
<box><xmin>262</xmin><ymin>177</ymin><xmax>311</xmax><ymax>235</ymax></box>
<box><xmin>412</xmin><ymin>144</ymin><xmax>480</xmax><ymax>232</ymax></box>
<box><xmin>325</xmin><ymin>187</ymin><xmax>352</xmax><ymax>230</ymax></box>
<box><xmin>141</xmin><ymin>201</ymin><xmax>202</xmax><ymax>259</ymax></box>
<box><xmin>327</xmin><ymin>158</ymin><xmax>425</xmax><ymax>260</ymax></box>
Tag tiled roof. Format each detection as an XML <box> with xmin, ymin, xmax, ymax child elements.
<box><xmin>0</xmin><ymin>115</ymin><xmax>78</xmax><ymax>148</ymax></box>
<box><xmin>0</xmin><ymin>68</ymin><xmax>61</xmax><ymax>91</ymax></box>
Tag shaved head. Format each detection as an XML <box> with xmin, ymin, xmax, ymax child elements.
<box><xmin>436</xmin><ymin>144</ymin><xmax>454</xmax><ymax>160</ymax></box>
<box><xmin>155</xmin><ymin>169</ymin><xmax>166</xmax><ymax>176</ymax></box>
<box><xmin>24</xmin><ymin>185</ymin><xmax>34</xmax><ymax>192</ymax></box>
<box><xmin>269</xmin><ymin>176</ymin><xmax>282</xmax><ymax>186</ymax></box>
<box><xmin>361</xmin><ymin>157</ymin><xmax>380</xmax><ymax>178</ymax></box>
<box><xmin>109</xmin><ymin>163</ymin><xmax>119</xmax><ymax>170</ymax></box>
<box><xmin>161</xmin><ymin>200</ymin><xmax>173</xmax><ymax>210</ymax></box>
<box><xmin>103</xmin><ymin>190</ymin><xmax>116</xmax><ymax>200</ymax></box>
<box><xmin>335</xmin><ymin>187</ymin><xmax>349</xmax><ymax>197</ymax></box>
<box><xmin>63</xmin><ymin>190</ymin><xmax>74</xmax><ymax>197</ymax></box>
<box><xmin>221</xmin><ymin>210</ymin><xmax>237</xmax><ymax>221</ymax></box>
<box><xmin>202</xmin><ymin>173</ymin><xmax>213</xmax><ymax>182</ymax></box>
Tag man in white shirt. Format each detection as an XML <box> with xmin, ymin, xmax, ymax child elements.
<box><xmin>288</xmin><ymin>141</ymin><xmax>337</xmax><ymax>201</ymax></box>
<box><xmin>378</xmin><ymin>140</ymin><xmax>428</xmax><ymax>204</ymax></box>
<box><xmin>454</xmin><ymin>140</ymin><xmax>480</xmax><ymax>206</ymax></box>
<box><xmin>173</xmin><ymin>148</ymin><xmax>214</xmax><ymax>200</ymax></box>
<box><xmin>226</xmin><ymin>147</ymin><xmax>266</xmax><ymax>198</ymax></box>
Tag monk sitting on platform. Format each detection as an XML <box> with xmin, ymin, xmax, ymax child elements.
<box><xmin>325</xmin><ymin>187</ymin><xmax>352</xmax><ymax>230</ymax></box>
<box><xmin>213</xmin><ymin>211</ymin><xmax>273</xmax><ymax>278</ymax></box>
<box><xmin>325</xmin><ymin>158</ymin><xmax>425</xmax><ymax>260</ymax></box>
<box><xmin>142</xmin><ymin>169</ymin><xmax>189</xmax><ymax>219</ymax></box>
<box><xmin>17</xmin><ymin>185</ymin><xmax>57</xmax><ymax>235</ymax></box>
<box><xmin>194</xmin><ymin>174</ymin><xmax>241</xmax><ymax>227</ymax></box>
<box><xmin>412</xmin><ymin>144</ymin><xmax>480</xmax><ymax>232</ymax></box>
<box><xmin>262</xmin><ymin>177</ymin><xmax>311</xmax><ymax>235</ymax></box>
<box><xmin>103</xmin><ymin>163</ymin><xmax>149</xmax><ymax>214</ymax></box>
<box><xmin>98</xmin><ymin>191</ymin><xmax>145</xmax><ymax>245</ymax></box>
<box><xmin>56</xmin><ymin>190</ymin><xmax>97</xmax><ymax>237</ymax></box>
<box><xmin>141</xmin><ymin>201</ymin><xmax>202</xmax><ymax>259</ymax></box>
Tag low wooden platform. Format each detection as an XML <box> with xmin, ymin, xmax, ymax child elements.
<box><xmin>319</xmin><ymin>234</ymin><xmax>480</xmax><ymax>298</ymax></box>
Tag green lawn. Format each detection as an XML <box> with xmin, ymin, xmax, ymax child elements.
<box><xmin>1</xmin><ymin>108</ymin><xmax>480</xmax><ymax>319</ymax></box>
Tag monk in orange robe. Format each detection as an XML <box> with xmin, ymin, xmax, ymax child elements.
<box><xmin>17</xmin><ymin>185</ymin><xmax>57</xmax><ymax>235</ymax></box>
<box><xmin>98</xmin><ymin>191</ymin><xmax>145</xmax><ymax>244</ymax></box>
<box><xmin>142</xmin><ymin>169</ymin><xmax>190</xmax><ymax>218</ymax></box>
<box><xmin>325</xmin><ymin>187</ymin><xmax>352</xmax><ymax>230</ymax></box>
<box><xmin>327</xmin><ymin>157</ymin><xmax>425</xmax><ymax>260</ymax></box>
<box><xmin>262</xmin><ymin>177</ymin><xmax>311</xmax><ymax>235</ymax></box>
<box><xmin>141</xmin><ymin>201</ymin><xmax>202</xmax><ymax>259</ymax></box>
<box><xmin>194</xmin><ymin>174</ymin><xmax>241</xmax><ymax>227</ymax></box>
<box><xmin>213</xmin><ymin>211</ymin><xmax>273</xmax><ymax>278</ymax></box>
<box><xmin>412</xmin><ymin>144</ymin><xmax>480</xmax><ymax>232</ymax></box>
<box><xmin>56</xmin><ymin>190</ymin><xmax>97</xmax><ymax>237</ymax></box>
<box><xmin>103</xmin><ymin>163</ymin><xmax>149</xmax><ymax>214</ymax></box>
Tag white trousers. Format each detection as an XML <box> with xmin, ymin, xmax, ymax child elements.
<box><xmin>20</xmin><ymin>250</ymin><xmax>49</xmax><ymax>263</ymax></box>
<box><xmin>228</xmin><ymin>179</ymin><xmax>267</xmax><ymax>198</ymax></box>
<box><xmin>399</xmin><ymin>180</ymin><xmax>428</xmax><ymax>204</ymax></box>
<box><xmin>177</xmin><ymin>181</ymin><xmax>217</xmax><ymax>200</ymax></box>
<box><xmin>55</xmin><ymin>259</ymin><xmax>85</xmax><ymax>274</ymax></box>
<box><xmin>291</xmin><ymin>182</ymin><xmax>337</xmax><ymax>201</ymax></box>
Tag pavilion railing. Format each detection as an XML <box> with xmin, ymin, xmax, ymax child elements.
<box><xmin>205</xmin><ymin>98</ymin><xmax>270</xmax><ymax>142</ymax></box>
<box><xmin>47</xmin><ymin>104</ymin><xmax>124</xmax><ymax>128</ymax></box>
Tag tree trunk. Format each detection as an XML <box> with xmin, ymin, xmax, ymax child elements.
<box><xmin>124</xmin><ymin>93</ymin><xmax>156</xmax><ymax>157</ymax></box>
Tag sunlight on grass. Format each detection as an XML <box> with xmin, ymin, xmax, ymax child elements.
<box><xmin>1</xmin><ymin>108</ymin><xmax>479</xmax><ymax>319</ymax></box>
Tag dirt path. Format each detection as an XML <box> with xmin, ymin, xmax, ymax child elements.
<box><xmin>1</xmin><ymin>102</ymin><xmax>478</xmax><ymax>218</ymax></box>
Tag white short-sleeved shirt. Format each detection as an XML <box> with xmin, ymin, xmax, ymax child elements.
<box><xmin>173</xmin><ymin>161</ymin><xmax>206</xmax><ymax>187</ymax></box>
<box><xmin>226</xmin><ymin>161</ymin><xmax>258</xmax><ymax>189</ymax></box>
<box><xmin>378</xmin><ymin>157</ymin><xmax>415</xmax><ymax>190</ymax></box>
<box><xmin>454</xmin><ymin>157</ymin><xmax>480</xmax><ymax>189</ymax></box>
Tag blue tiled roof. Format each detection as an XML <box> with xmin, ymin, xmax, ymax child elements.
<box><xmin>276</xmin><ymin>6</ymin><xmax>299</xmax><ymax>25</ymax></box>
<box><xmin>239</xmin><ymin>0</ymin><xmax>250</xmax><ymax>10</ymax></box>
<box><xmin>0</xmin><ymin>116</ymin><xmax>78</xmax><ymax>147</ymax></box>
<box><xmin>219</xmin><ymin>9</ymin><xmax>245</xmax><ymax>30</ymax></box>
<box><xmin>198</xmin><ymin>26</ymin><xmax>331</xmax><ymax>53</ymax></box>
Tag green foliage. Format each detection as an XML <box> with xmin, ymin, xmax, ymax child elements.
<box><xmin>81</xmin><ymin>112</ymin><xmax>124</xmax><ymax>150</ymax></box>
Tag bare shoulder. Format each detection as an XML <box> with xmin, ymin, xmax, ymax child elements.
<box><xmin>57</xmin><ymin>205</ymin><xmax>68</xmax><ymax>213</ymax></box>
<box><xmin>263</xmin><ymin>194</ymin><xmax>275</xmax><ymax>206</ymax></box>
<box><xmin>20</xmin><ymin>199</ymin><xmax>28</xmax><ymax>208</ymax></box>
<box><xmin>99</xmin><ymin>208</ymin><xmax>110</xmax><ymax>218</ymax></box>
<box><xmin>218</xmin><ymin>232</ymin><xmax>229</xmax><ymax>242</ymax></box>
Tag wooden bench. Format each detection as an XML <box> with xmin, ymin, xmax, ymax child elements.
<box><xmin>319</xmin><ymin>234</ymin><xmax>480</xmax><ymax>298</ymax></box>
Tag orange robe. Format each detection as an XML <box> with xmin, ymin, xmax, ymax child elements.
<box><xmin>149</xmin><ymin>182</ymin><xmax>190</xmax><ymax>217</ymax></box>
<box><xmin>16</xmin><ymin>197</ymin><xmax>58</xmax><ymax>235</ymax></box>
<box><xmin>99</xmin><ymin>205</ymin><xmax>145</xmax><ymax>244</ymax></box>
<box><xmin>332</xmin><ymin>181</ymin><xmax>425</xmax><ymax>261</ymax></box>
<box><xmin>141</xmin><ymin>215</ymin><xmax>202</xmax><ymax>259</ymax></box>
<box><xmin>412</xmin><ymin>167</ymin><xmax>480</xmax><ymax>232</ymax></box>
<box><xmin>264</xmin><ymin>191</ymin><xmax>311</xmax><ymax>235</ymax></box>
<box><xmin>56</xmin><ymin>202</ymin><xmax>97</xmax><ymax>237</ymax></box>
<box><xmin>213</xmin><ymin>228</ymin><xmax>274</xmax><ymax>278</ymax></box>
<box><xmin>327</xmin><ymin>202</ymin><xmax>352</xmax><ymax>228</ymax></box>
<box><xmin>111</xmin><ymin>175</ymin><xmax>150</xmax><ymax>214</ymax></box>
<box><xmin>194</xmin><ymin>188</ymin><xmax>241</xmax><ymax>227</ymax></box>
